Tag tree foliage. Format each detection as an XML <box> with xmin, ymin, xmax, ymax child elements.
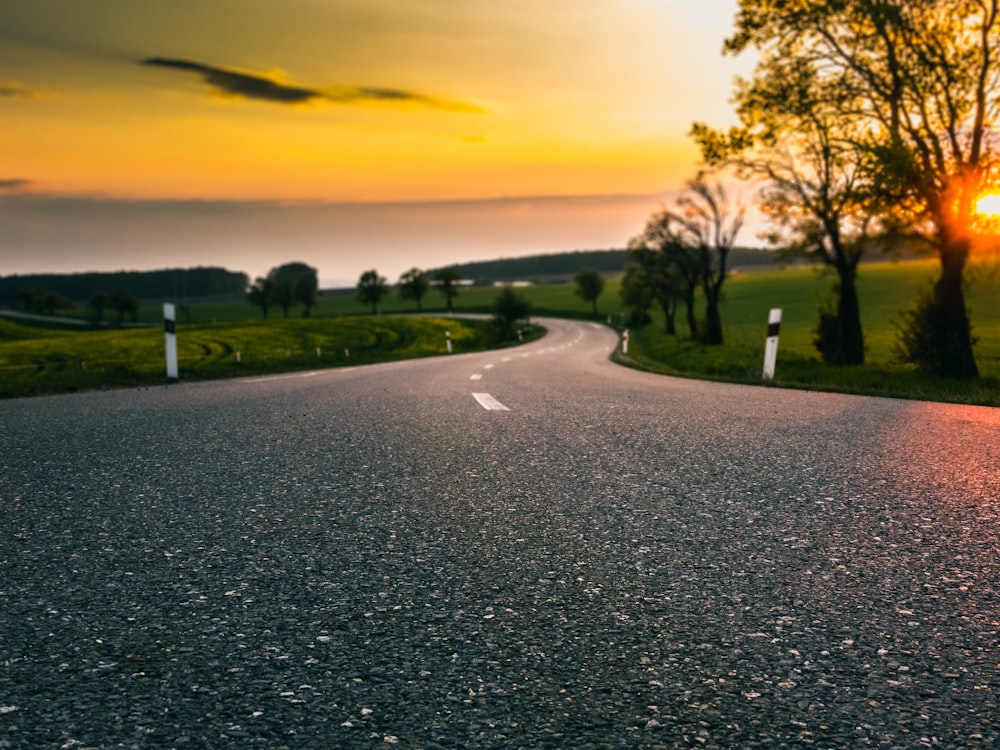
<box><xmin>666</xmin><ymin>175</ymin><xmax>744</xmax><ymax>344</ymax></box>
<box><xmin>492</xmin><ymin>288</ymin><xmax>532</xmax><ymax>340</ymax></box>
<box><xmin>573</xmin><ymin>268</ymin><xmax>606</xmax><ymax>315</ymax></box>
<box><xmin>247</xmin><ymin>262</ymin><xmax>318</xmax><ymax>319</ymax></box>
<box><xmin>356</xmin><ymin>270</ymin><xmax>389</xmax><ymax>314</ymax></box>
<box><xmin>722</xmin><ymin>0</ymin><xmax>1000</xmax><ymax>377</ymax></box>
<box><xmin>692</xmin><ymin>58</ymin><xmax>872</xmax><ymax>364</ymax></box>
<box><xmin>627</xmin><ymin>212</ymin><xmax>703</xmax><ymax>338</ymax></box>
<box><xmin>433</xmin><ymin>266</ymin><xmax>462</xmax><ymax>313</ymax></box>
<box><xmin>398</xmin><ymin>268</ymin><xmax>430</xmax><ymax>311</ymax></box>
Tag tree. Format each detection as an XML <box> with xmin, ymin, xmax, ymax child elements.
<box><xmin>627</xmin><ymin>212</ymin><xmax>703</xmax><ymax>338</ymax></box>
<box><xmin>574</xmin><ymin>268</ymin><xmax>606</xmax><ymax>315</ymax></box>
<box><xmin>493</xmin><ymin>287</ymin><xmax>532</xmax><ymax>340</ymax></box>
<box><xmin>692</xmin><ymin>60</ymin><xmax>873</xmax><ymax>365</ymax></box>
<box><xmin>398</xmin><ymin>268</ymin><xmax>430</xmax><ymax>311</ymax></box>
<box><xmin>294</xmin><ymin>269</ymin><xmax>319</xmax><ymax>317</ymax></box>
<box><xmin>661</xmin><ymin>175</ymin><xmax>744</xmax><ymax>345</ymax></box>
<box><xmin>433</xmin><ymin>266</ymin><xmax>462</xmax><ymax>313</ymax></box>
<box><xmin>247</xmin><ymin>276</ymin><xmax>274</xmax><ymax>319</ymax></box>
<box><xmin>87</xmin><ymin>292</ymin><xmax>110</xmax><ymax>324</ymax></box>
<box><xmin>356</xmin><ymin>269</ymin><xmax>388</xmax><ymax>314</ymax></box>
<box><xmin>619</xmin><ymin>265</ymin><xmax>654</xmax><ymax>328</ymax></box>
<box><xmin>725</xmin><ymin>0</ymin><xmax>998</xmax><ymax>377</ymax></box>
<box><xmin>109</xmin><ymin>291</ymin><xmax>139</xmax><ymax>324</ymax></box>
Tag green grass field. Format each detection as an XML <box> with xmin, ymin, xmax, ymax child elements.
<box><xmin>620</xmin><ymin>258</ymin><xmax>1000</xmax><ymax>406</ymax></box>
<box><xmin>0</xmin><ymin>316</ymin><xmax>530</xmax><ymax>399</ymax></box>
<box><xmin>2</xmin><ymin>257</ymin><xmax>998</xmax><ymax>403</ymax></box>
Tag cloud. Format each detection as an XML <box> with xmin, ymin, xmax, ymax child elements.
<box><xmin>0</xmin><ymin>179</ymin><xmax>32</xmax><ymax>192</ymax></box>
<box><xmin>141</xmin><ymin>56</ymin><xmax>483</xmax><ymax>112</ymax></box>
<box><xmin>142</xmin><ymin>57</ymin><xmax>322</xmax><ymax>104</ymax></box>
<box><xmin>0</xmin><ymin>83</ymin><xmax>45</xmax><ymax>98</ymax></box>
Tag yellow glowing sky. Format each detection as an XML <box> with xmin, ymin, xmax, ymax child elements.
<box><xmin>0</xmin><ymin>0</ymin><xmax>755</xmax><ymax>282</ymax></box>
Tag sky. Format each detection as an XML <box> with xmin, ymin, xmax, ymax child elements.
<box><xmin>0</xmin><ymin>0</ymin><xmax>756</xmax><ymax>288</ymax></box>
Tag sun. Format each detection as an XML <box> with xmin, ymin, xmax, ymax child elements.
<box><xmin>975</xmin><ymin>191</ymin><xmax>1000</xmax><ymax>217</ymax></box>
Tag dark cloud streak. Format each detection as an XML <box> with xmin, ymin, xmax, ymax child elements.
<box><xmin>141</xmin><ymin>56</ymin><xmax>483</xmax><ymax>112</ymax></box>
<box><xmin>0</xmin><ymin>179</ymin><xmax>33</xmax><ymax>192</ymax></box>
<box><xmin>142</xmin><ymin>57</ymin><xmax>321</xmax><ymax>104</ymax></box>
<box><xmin>0</xmin><ymin>83</ymin><xmax>44</xmax><ymax>98</ymax></box>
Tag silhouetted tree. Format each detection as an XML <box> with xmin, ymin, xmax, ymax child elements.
<box><xmin>627</xmin><ymin>213</ymin><xmax>703</xmax><ymax>338</ymax></box>
<box><xmin>87</xmin><ymin>292</ymin><xmax>110</xmax><ymax>324</ymax></box>
<box><xmin>693</xmin><ymin>49</ymin><xmax>875</xmax><ymax>364</ymax></box>
<box><xmin>398</xmin><ymin>268</ymin><xmax>430</xmax><ymax>311</ymax></box>
<box><xmin>493</xmin><ymin>288</ymin><xmax>532</xmax><ymax>340</ymax></box>
<box><xmin>434</xmin><ymin>266</ymin><xmax>462</xmax><ymax>313</ymax></box>
<box><xmin>357</xmin><ymin>270</ymin><xmax>388</xmax><ymax>314</ymax></box>
<box><xmin>664</xmin><ymin>175</ymin><xmax>744</xmax><ymax>345</ymax></box>
<box><xmin>247</xmin><ymin>277</ymin><xmax>274</xmax><ymax>319</ymax></box>
<box><xmin>574</xmin><ymin>268</ymin><xmax>605</xmax><ymax>316</ymax></box>
<box><xmin>724</xmin><ymin>0</ymin><xmax>996</xmax><ymax>376</ymax></box>
<box><xmin>109</xmin><ymin>291</ymin><xmax>139</xmax><ymax>324</ymax></box>
<box><xmin>294</xmin><ymin>269</ymin><xmax>319</xmax><ymax>317</ymax></box>
<box><xmin>619</xmin><ymin>265</ymin><xmax>654</xmax><ymax>328</ymax></box>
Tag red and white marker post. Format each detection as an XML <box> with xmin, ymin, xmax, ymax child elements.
<box><xmin>164</xmin><ymin>303</ymin><xmax>179</xmax><ymax>379</ymax></box>
<box><xmin>762</xmin><ymin>308</ymin><xmax>781</xmax><ymax>381</ymax></box>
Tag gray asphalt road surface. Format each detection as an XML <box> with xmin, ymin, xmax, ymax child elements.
<box><xmin>2</xmin><ymin>318</ymin><xmax>998</xmax><ymax>748</ymax></box>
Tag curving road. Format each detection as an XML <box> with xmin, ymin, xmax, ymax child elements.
<box><xmin>2</xmin><ymin>318</ymin><xmax>999</xmax><ymax>748</ymax></box>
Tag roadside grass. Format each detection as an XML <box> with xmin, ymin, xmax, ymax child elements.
<box><xmin>618</xmin><ymin>258</ymin><xmax>1000</xmax><ymax>406</ymax></box>
<box><xmin>0</xmin><ymin>316</ymin><xmax>536</xmax><ymax>399</ymax></box>
<box><xmin>3</xmin><ymin>257</ymin><xmax>997</xmax><ymax>404</ymax></box>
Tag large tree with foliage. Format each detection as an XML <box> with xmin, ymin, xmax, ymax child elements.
<box><xmin>356</xmin><ymin>270</ymin><xmax>389</xmax><ymax>314</ymax></box>
<box><xmin>247</xmin><ymin>276</ymin><xmax>274</xmax><ymax>319</ymax></box>
<box><xmin>627</xmin><ymin>212</ymin><xmax>704</xmax><ymax>338</ymax></box>
<box><xmin>433</xmin><ymin>266</ymin><xmax>462</xmax><ymax>313</ymax></box>
<box><xmin>493</xmin><ymin>288</ymin><xmax>532</xmax><ymax>341</ymax></box>
<box><xmin>398</xmin><ymin>268</ymin><xmax>430</xmax><ymax>311</ymax></box>
<box><xmin>692</xmin><ymin>61</ymin><xmax>874</xmax><ymax>365</ymax></box>
<box><xmin>664</xmin><ymin>175</ymin><xmax>744</xmax><ymax>345</ymax></box>
<box><xmin>724</xmin><ymin>0</ymin><xmax>1000</xmax><ymax>377</ymax></box>
<box><xmin>573</xmin><ymin>268</ymin><xmax>606</xmax><ymax>316</ymax></box>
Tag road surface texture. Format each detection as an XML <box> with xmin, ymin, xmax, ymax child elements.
<box><xmin>2</xmin><ymin>319</ymin><xmax>998</xmax><ymax>749</ymax></box>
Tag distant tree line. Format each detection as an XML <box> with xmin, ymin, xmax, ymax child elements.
<box><xmin>0</xmin><ymin>267</ymin><xmax>249</xmax><ymax>307</ymax></box>
<box><xmin>442</xmin><ymin>247</ymin><xmax>779</xmax><ymax>287</ymax></box>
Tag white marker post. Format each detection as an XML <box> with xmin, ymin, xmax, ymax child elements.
<box><xmin>622</xmin><ymin>329</ymin><xmax>629</xmax><ymax>355</ymax></box>
<box><xmin>445</xmin><ymin>330</ymin><xmax>453</xmax><ymax>353</ymax></box>
<box><xmin>762</xmin><ymin>308</ymin><xmax>782</xmax><ymax>381</ymax></box>
<box><xmin>163</xmin><ymin>303</ymin><xmax>179</xmax><ymax>379</ymax></box>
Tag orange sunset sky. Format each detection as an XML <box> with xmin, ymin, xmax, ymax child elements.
<box><xmin>1</xmin><ymin>1</ymin><xmax>755</xmax><ymax>286</ymax></box>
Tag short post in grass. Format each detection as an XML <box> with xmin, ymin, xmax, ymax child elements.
<box><xmin>622</xmin><ymin>329</ymin><xmax>629</xmax><ymax>355</ymax></box>
<box><xmin>445</xmin><ymin>330</ymin><xmax>452</xmax><ymax>353</ymax></box>
<box><xmin>762</xmin><ymin>308</ymin><xmax>782</xmax><ymax>381</ymax></box>
<box><xmin>163</xmin><ymin>303</ymin><xmax>179</xmax><ymax>379</ymax></box>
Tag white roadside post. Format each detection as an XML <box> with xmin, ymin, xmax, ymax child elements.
<box><xmin>163</xmin><ymin>303</ymin><xmax>179</xmax><ymax>379</ymax></box>
<box><xmin>762</xmin><ymin>308</ymin><xmax>782</xmax><ymax>381</ymax></box>
<box><xmin>622</xmin><ymin>329</ymin><xmax>629</xmax><ymax>355</ymax></box>
<box><xmin>445</xmin><ymin>330</ymin><xmax>452</xmax><ymax>353</ymax></box>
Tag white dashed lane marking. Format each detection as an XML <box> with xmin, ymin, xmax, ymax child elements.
<box><xmin>473</xmin><ymin>393</ymin><xmax>510</xmax><ymax>411</ymax></box>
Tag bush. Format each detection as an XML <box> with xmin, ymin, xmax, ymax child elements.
<box><xmin>894</xmin><ymin>288</ymin><xmax>977</xmax><ymax>376</ymax></box>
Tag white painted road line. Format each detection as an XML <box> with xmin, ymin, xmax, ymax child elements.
<box><xmin>470</xmin><ymin>374</ymin><xmax>482</xmax><ymax>381</ymax></box>
<box><xmin>473</xmin><ymin>393</ymin><xmax>510</xmax><ymax>411</ymax></box>
<box><xmin>484</xmin><ymin>364</ymin><xmax>494</xmax><ymax>369</ymax></box>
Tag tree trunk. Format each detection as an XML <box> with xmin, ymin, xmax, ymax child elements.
<box><xmin>933</xmin><ymin>240</ymin><xmax>978</xmax><ymax>378</ymax></box>
<box><xmin>836</xmin><ymin>268</ymin><xmax>865</xmax><ymax>365</ymax></box>
<box><xmin>703</xmin><ymin>279</ymin><xmax>723</xmax><ymax>345</ymax></box>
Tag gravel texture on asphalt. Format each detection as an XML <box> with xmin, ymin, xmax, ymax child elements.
<box><xmin>2</xmin><ymin>321</ymin><xmax>999</xmax><ymax>748</ymax></box>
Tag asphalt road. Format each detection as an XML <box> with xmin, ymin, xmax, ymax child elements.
<box><xmin>2</xmin><ymin>318</ymin><xmax>998</xmax><ymax>749</ymax></box>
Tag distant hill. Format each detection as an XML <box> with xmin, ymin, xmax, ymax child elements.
<box><xmin>438</xmin><ymin>247</ymin><xmax>782</xmax><ymax>285</ymax></box>
<box><xmin>0</xmin><ymin>267</ymin><xmax>249</xmax><ymax>307</ymax></box>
